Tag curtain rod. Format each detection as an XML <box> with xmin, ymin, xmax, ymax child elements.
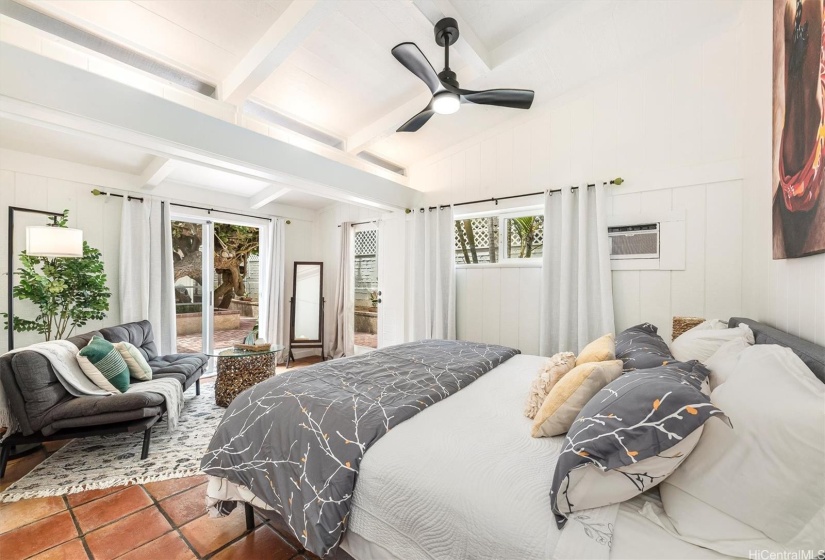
<box><xmin>90</xmin><ymin>189</ymin><xmax>290</xmax><ymax>224</ymax></box>
<box><xmin>425</xmin><ymin>177</ymin><xmax>624</xmax><ymax>211</ymax></box>
<box><xmin>337</xmin><ymin>219</ymin><xmax>377</xmax><ymax>228</ymax></box>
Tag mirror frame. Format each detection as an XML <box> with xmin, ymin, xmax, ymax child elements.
<box><xmin>289</xmin><ymin>261</ymin><xmax>324</xmax><ymax>347</ymax></box>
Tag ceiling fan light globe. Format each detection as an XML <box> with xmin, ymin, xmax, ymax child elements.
<box><xmin>432</xmin><ymin>92</ymin><xmax>460</xmax><ymax>115</ymax></box>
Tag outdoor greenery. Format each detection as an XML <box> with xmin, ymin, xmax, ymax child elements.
<box><xmin>171</xmin><ymin>222</ymin><xmax>259</xmax><ymax>309</ymax></box>
<box><xmin>509</xmin><ymin>216</ymin><xmax>540</xmax><ymax>258</ymax></box>
<box><xmin>2</xmin><ymin>211</ymin><xmax>110</xmax><ymax>340</ymax></box>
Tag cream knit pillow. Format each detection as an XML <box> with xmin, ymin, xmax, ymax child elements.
<box><xmin>523</xmin><ymin>352</ymin><xmax>576</xmax><ymax>419</ymax></box>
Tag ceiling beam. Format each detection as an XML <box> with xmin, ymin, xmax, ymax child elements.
<box><xmin>345</xmin><ymin>91</ymin><xmax>432</xmax><ymax>154</ymax></box>
<box><xmin>140</xmin><ymin>156</ymin><xmax>178</xmax><ymax>189</ymax></box>
<box><xmin>0</xmin><ymin>44</ymin><xmax>418</xmax><ymax>211</ymax></box>
<box><xmin>249</xmin><ymin>184</ymin><xmax>291</xmax><ymax>209</ymax></box>
<box><xmin>218</xmin><ymin>0</ymin><xmax>329</xmax><ymax>106</ymax></box>
<box><xmin>411</xmin><ymin>0</ymin><xmax>491</xmax><ymax>73</ymax></box>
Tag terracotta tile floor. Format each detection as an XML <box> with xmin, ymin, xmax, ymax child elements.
<box><xmin>175</xmin><ymin>318</ymin><xmax>258</xmax><ymax>354</ymax></box>
<box><xmin>0</xmin><ymin>361</ymin><xmax>330</xmax><ymax>560</ymax></box>
<box><xmin>354</xmin><ymin>332</ymin><xmax>377</xmax><ymax>349</ymax></box>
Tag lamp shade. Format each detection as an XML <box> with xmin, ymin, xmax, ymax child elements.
<box><xmin>26</xmin><ymin>226</ymin><xmax>83</xmax><ymax>257</ymax></box>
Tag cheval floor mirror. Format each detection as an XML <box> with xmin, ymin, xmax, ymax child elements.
<box><xmin>287</xmin><ymin>261</ymin><xmax>324</xmax><ymax>367</ymax></box>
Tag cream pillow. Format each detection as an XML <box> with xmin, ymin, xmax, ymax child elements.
<box><xmin>670</xmin><ymin>322</ymin><xmax>753</xmax><ymax>362</ymax></box>
<box><xmin>531</xmin><ymin>359</ymin><xmax>623</xmax><ymax>437</ymax></box>
<box><xmin>661</xmin><ymin>345</ymin><xmax>825</xmax><ymax>555</ymax></box>
<box><xmin>524</xmin><ymin>352</ymin><xmax>576</xmax><ymax>419</ymax></box>
<box><xmin>114</xmin><ymin>341</ymin><xmax>152</xmax><ymax>381</ymax></box>
<box><xmin>575</xmin><ymin>333</ymin><xmax>615</xmax><ymax>366</ymax></box>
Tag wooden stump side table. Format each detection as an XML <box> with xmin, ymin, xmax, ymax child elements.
<box><xmin>212</xmin><ymin>346</ymin><xmax>284</xmax><ymax>408</ymax></box>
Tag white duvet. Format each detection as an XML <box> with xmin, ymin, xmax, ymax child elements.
<box><xmin>343</xmin><ymin>354</ymin><xmax>618</xmax><ymax>560</ymax></box>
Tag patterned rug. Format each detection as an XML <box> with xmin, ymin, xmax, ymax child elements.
<box><xmin>1</xmin><ymin>381</ymin><xmax>225</xmax><ymax>502</ymax></box>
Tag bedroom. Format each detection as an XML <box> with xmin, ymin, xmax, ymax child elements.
<box><xmin>0</xmin><ymin>0</ymin><xmax>823</xmax><ymax>559</ymax></box>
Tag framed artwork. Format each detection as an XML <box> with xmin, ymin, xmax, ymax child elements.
<box><xmin>773</xmin><ymin>0</ymin><xmax>825</xmax><ymax>258</ymax></box>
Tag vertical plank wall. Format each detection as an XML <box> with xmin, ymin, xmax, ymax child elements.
<box><xmin>0</xmin><ymin>169</ymin><xmax>123</xmax><ymax>353</ymax></box>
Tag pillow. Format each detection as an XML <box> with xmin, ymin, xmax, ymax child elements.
<box><xmin>615</xmin><ymin>323</ymin><xmax>673</xmax><ymax>371</ymax></box>
<box><xmin>670</xmin><ymin>322</ymin><xmax>754</xmax><ymax>363</ymax></box>
<box><xmin>660</xmin><ymin>345</ymin><xmax>825</xmax><ymax>555</ymax></box>
<box><xmin>114</xmin><ymin>341</ymin><xmax>152</xmax><ymax>381</ymax></box>
<box><xmin>550</xmin><ymin>360</ymin><xmax>729</xmax><ymax>528</ymax></box>
<box><xmin>575</xmin><ymin>333</ymin><xmax>615</xmax><ymax>366</ymax></box>
<box><xmin>531</xmin><ymin>360</ymin><xmax>623</xmax><ymax>437</ymax></box>
<box><xmin>76</xmin><ymin>335</ymin><xmax>130</xmax><ymax>393</ymax></box>
<box><xmin>523</xmin><ymin>352</ymin><xmax>576</xmax><ymax>419</ymax></box>
<box><xmin>687</xmin><ymin>319</ymin><xmax>728</xmax><ymax>331</ymax></box>
<box><xmin>703</xmin><ymin>337</ymin><xmax>751</xmax><ymax>390</ymax></box>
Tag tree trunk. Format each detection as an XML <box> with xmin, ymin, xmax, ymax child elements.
<box><xmin>456</xmin><ymin>221</ymin><xmax>470</xmax><ymax>263</ymax></box>
<box><xmin>463</xmin><ymin>220</ymin><xmax>479</xmax><ymax>264</ymax></box>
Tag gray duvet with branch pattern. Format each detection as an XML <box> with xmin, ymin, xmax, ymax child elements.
<box><xmin>200</xmin><ymin>339</ymin><xmax>520</xmax><ymax>557</ymax></box>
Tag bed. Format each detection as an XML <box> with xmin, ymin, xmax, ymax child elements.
<box><xmin>201</xmin><ymin>318</ymin><xmax>825</xmax><ymax>559</ymax></box>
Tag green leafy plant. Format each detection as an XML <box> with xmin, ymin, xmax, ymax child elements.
<box><xmin>2</xmin><ymin>211</ymin><xmax>110</xmax><ymax>340</ymax></box>
<box><xmin>510</xmin><ymin>216</ymin><xmax>540</xmax><ymax>258</ymax></box>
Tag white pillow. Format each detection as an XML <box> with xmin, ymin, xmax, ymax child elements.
<box><xmin>703</xmin><ymin>337</ymin><xmax>752</xmax><ymax>390</ymax></box>
<box><xmin>660</xmin><ymin>344</ymin><xmax>825</xmax><ymax>556</ymax></box>
<box><xmin>670</xmin><ymin>322</ymin><xmax>754</xmax><ymax>363</ymax></box>
<box><xmin>114</xmin><ymin>341</ymin><xmax>153</xmax><ymax>381</ymax></box>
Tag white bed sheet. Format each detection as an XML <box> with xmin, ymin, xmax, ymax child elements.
<box><xmin>342</xmin><ymin>354</ymin><xmax>737</xmax><ymax>560</ymax></box>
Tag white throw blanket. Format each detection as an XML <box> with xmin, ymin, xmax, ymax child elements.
<box><xmin>126</xmin><ymin>378</ymin><xmax>183</xmax><ymax>432</ymax></box>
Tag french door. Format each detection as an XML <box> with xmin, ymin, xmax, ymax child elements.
<box><xmin>353</xmin><ymin>223</ymin><xmax>379</xmax><ymax>353</ymax></box>
<box><xmin>171</xmin><ymin>216</ymin><xmax>262</xmax><ymax>369</ymax></box>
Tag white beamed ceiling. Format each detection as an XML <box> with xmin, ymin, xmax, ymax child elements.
<box><xmin>4</xmin><ymin>0</ymin><xmax>745</xmax><ymax>191</ymax></box>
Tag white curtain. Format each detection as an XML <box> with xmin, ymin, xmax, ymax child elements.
<box><xmin>120</xmin><ymin>198</ymin><xmax>177</xmax><ymax>354</ymax></box>
<box><xmin>406</xmin><ymin>206</ymin><xmax>456</xmax><ymax>340</ymax></box>
<box><xmin>539</xmin><ymin>183</ymin><xmax>614</xmax><ymax>356</ymax></box>
<box><xmin>258</xmin><ymin>218</ymin><xmax>286</xmax><ymax>357</ymax></box>
<box><xmin>329</xmin><ymin>222</ymin><xmax>354</xmax><ymax>358</ymax></box>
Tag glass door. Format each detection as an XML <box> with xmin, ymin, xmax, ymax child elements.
<box><xmin>209</xmin><ymin>222</ymin><xmax>261</xmax><ymax>355</ymax></box>
<box><xmin>171</xmin><ymin>218</ymin><xmax>262</xmax><ymax>368</ymax></box>
<box><xmin>353</xmin><ymin>224</ymin><xmax>378</xmax><ymax>352</ymax></box>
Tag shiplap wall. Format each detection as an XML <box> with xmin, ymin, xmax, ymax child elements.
<box><xmin>410</xmin><ymin>12</ymin><xmax>749</xmax><ymax>350</ymax></box>
<box><xmin>0</xmin><ymin>169</ymin><xmax>123</xmax><ymax>353</ymax></box>
<box><xmin>739</xmin><ymin>3</ymin><xmax>825</xmax><ymax>346</ymax></box>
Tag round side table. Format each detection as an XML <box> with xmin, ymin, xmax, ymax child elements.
<box><xmin>211</xmin><ymin>346</ymin><xmax>284</xmax><ymax>408</ymax></box>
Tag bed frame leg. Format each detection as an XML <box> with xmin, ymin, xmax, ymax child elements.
<box><xmin>141</xmin><ymin>427</ymin><xmax>152</xmax><ymax>460</ymax></box>
<box><xmin>0</xmin><ymin>442</ymin><xmax>10</xmax><ymax>478</ymax></box>
<box><xmin>244</xmin><ymin>502</ymin><xmax>255</xmax><ymax>531</ymax></box>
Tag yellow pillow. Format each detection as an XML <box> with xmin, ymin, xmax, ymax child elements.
<box><xmin>531</xmin><ymin>360</ymin><xmax>623</xmax><ymax>437</ymax></box>
<box><xmin>575</xmin><ymin>333</ymin><xmax>616</xmax><ymax>366</ymax></box>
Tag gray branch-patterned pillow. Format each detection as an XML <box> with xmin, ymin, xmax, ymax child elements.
<box><xmin>550</xmin><ymin>360</ymin><xmax>730</xmax><ymax>528</ymax></box>
<box><xmin>615</xmin><ymin>323</ymin><xmax>674</xmax><ymax>371</ymax></box>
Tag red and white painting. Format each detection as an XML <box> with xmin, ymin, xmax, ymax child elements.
<box><xmin>773</xmin><ymin>0</ymin><xmax>825</xmax><ymax>258</ymax></box>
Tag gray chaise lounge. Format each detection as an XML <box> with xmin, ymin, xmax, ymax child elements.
<box><xmin>0</xmin><ymin>320</ymin><xmax>207</xmax><ymax>477</ymax></box>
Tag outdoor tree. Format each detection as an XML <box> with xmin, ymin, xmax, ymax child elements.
<box><xmin>171</xmin><ymin>222</ymin><xmax>260</xmax><ymax>309</ymax></box>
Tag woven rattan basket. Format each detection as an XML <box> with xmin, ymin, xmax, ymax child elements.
<box><xmin>672</xmin><ymin>316</ymin><xmax>705</xmax><ymax>341</ymax></box>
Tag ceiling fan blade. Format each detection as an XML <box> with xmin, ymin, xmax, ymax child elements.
<box><xmin>397</xmin><ymin>105</ymin><xmax>436</xmax><ymax>133</ymax></box>
<box><xmin>392</xmin><ymin>42</ymin><xmax>442</xmax><ymax>95</ymax></box>
<box><xmin>459</xmin><ymin>88</ymin><xmax>535</xmax><ymax>110</ymax></box>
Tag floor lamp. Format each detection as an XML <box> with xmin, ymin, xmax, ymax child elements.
<box><xmin>5</xmin><ymin>207</ymin><xmax>83</xmax><ymax>462</ymax></box>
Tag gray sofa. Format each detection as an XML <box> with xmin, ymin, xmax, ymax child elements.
<box><xmin>0</xmin><ymin>320</ymin><xmax>207</xmax><ymax>477</ymax></box>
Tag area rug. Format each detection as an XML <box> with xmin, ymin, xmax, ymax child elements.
<box><xmin>1</xmin><ymin>380</ymin><xmax>226</xmax><ymax>503</ymax></box>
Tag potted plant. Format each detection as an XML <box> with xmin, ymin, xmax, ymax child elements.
<box><xmin>2</xmin><ymin>211</ymin><xmax>110</xmax><ymax>341</ymax></box>
<box><xmin>369</xmin><ymin>290</ymin><xmax>379</xmax><ymax>312</ymax></box>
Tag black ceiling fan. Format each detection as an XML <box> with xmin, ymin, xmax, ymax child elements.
<box><xmin>392</xmin><ymin>17</ymin><xmax>534</xmax><ymax>133</ymax></box>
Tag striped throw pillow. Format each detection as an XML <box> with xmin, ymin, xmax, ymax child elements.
<box><xmin>77</xmin><ymin>335</ymin><xmax>130</xmax><ymax>393</ymax></box>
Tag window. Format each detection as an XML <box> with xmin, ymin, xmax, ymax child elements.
<box><xmin>454</xmin><ymin>211</ymin><xmax>543</xmax><ymax>264</ymax></box>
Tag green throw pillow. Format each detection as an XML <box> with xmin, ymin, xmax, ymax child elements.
<box><xmin>77</xmin><ymin>335</ymin><xmax>130</xmax><ymax>393</ymax></box>
<box><xmin>114</xmin><ymin>341</ymin><xmax>153</xmax><ymax>381</ymax></box>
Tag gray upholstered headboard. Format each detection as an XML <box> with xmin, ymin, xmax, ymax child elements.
<box><xmin>728</xmin><ymin>317</ymin><xmax>825</xmax><ymax>383</ymax></box>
